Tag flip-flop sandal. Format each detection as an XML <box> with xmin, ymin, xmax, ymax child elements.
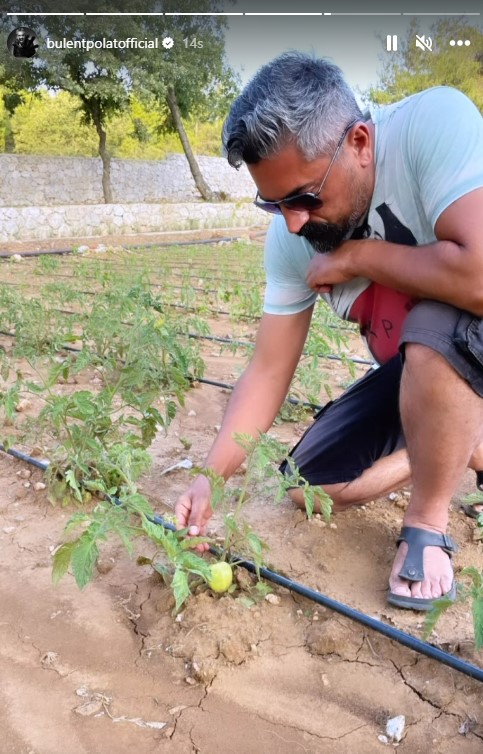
<box><xmin>387</xmin><ymin>526</ymin><xmax>457</xmax><ymax>611</ymax></box>
<box><xmin>459</xmin><ymin>471</ymin><xmax>483</xmax><ymax>520</ymax></box>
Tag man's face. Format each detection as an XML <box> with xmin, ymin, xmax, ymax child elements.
<box><xmin>296</xmin><ymin>161</ymin><xmax>372</xmax><ymax>252</ymax></box>
<box><xmin>248</xmin><ymin>124</ymin><xmax>374</xmax><ymax>253</ymax></box>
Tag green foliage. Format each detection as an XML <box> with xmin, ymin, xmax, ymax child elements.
<box><xmin>130</xmin><ymin>0</ymin><xmax>239</xmax><ymax>130</ymax></box>
<box><xmin>0</xmin><ymin>270</ymin><xmax>204</xmax><ymax>502</ymax></box>
<box><xmin>51</xmin><ymin>430</ymin><xmax>333</xmax><ymax>610</ymax></box>
<box><xmin>54</xmin><ymin>494</ymin><xmax>212</xmax><ymax>611</ymax></box>
<box><xmin>204</xmin><ymin>432</ymin><xmax>333</xmax><ymax>573</ymax></box>
<box><xmin>423</xmin><ymin>566</ymin><xmax>483</xmax><ymax>650</ymax></box>
<box><xmin>461</xmin><ymin>490</ymin><xmax>483</xmax><ymax>525</ymax></box>
<box><xmin>11</xmin><ymin>90</ymin><xmax>98</xmax><ymax>156</ymax></box>
<box><xmin>0</xmin><ymin>243</ymin><xmax>346</xmax><ymax>616</ymax></box>
<box><xmin>0</xmin><ymin>0</ymin><xmax>238</xmax><ymax>188</ymax></box>
<box><xmin>7</xmin><ymin>89</ymin><xmax>225</xmax><ymax>157</ymax></box>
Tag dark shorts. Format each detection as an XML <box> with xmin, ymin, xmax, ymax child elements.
<box><xmin>279</xmin><ymin>300</ymin><xmax>483</xmax><ymax>487</ymax></box>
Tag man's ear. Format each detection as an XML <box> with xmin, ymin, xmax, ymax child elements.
<box><xmin>351</xmin><ymin>122</ymin><xmax>373</xmax><ymax>167</ymax></box>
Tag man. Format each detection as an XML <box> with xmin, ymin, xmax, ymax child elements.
<box><xmin>175</xmin><ymin>51</ymin><xmax>483</xmax><ymax>610</ymax></box>
<box><xmin>8</xmin><ymin>27</ymin><xmax>38</xmax><ymax>58</ymax></box>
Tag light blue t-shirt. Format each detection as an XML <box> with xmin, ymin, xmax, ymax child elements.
<box><xmin>263</xmin><ymin>86</ymin><xmax>483</xmax><ymax>322</ymax></box>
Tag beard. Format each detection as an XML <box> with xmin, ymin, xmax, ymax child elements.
<box><xmin>297</xmin><ymin>219</ymin><xmax>355</xmax><ymax>253</ymax></box>
<box><xmin>297</xmin><ymin>171</ymin><xmax>371</xmax><ymax>253</ymax></box>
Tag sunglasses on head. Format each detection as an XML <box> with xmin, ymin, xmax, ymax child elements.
<box><xmin>254</xmin><ymin>117</ymin><xmax>359</xmax><ymax>215</ymax></box>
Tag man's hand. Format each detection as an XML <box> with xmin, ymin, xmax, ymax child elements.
<box><xmin>175</xmin><ymin>474</ymin><xmax>213</xmax><ymax>552</ymax></box>
<box><xmin>305</xmin><ymin>240</ymin><xmax>361</xmax><ymax>293</ymax></box>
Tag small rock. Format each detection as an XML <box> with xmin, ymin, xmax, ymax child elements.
<box><xmin>23</xmin><ymin>481</ymin><xmax>31</xmax><ymax>488</ymax></box>
<box><xmin>16</xmin><ymin>469</ymin><xmax>31</xmax><ymax>479</ymax></box>
<box><xmin>15</xmin><ymin>398</ymin><xmax>31</xmax><ymax>413</ymax></box>
<box><xmin>219</xmin><ymin>637</ymin><xmax>247</xmax><ymax>664</ymax></box>
<box><xmin>95</xmin><ymin>244</ymin><xmax>107</xmax><ymax>253</ymax></box>
<box><xmin>185</xmin><ymin>676</ymin><xmax>197</xmax><ymax>685</ymax></box>
<box><xmin>395</xmin><ymin>499</ymin><xmax>407</xmax><ymax>509</ymax></box>
<box><xmin>34</xmin><ymin>482</ymin><xmax>47</xmax><ymax>491</ymax></box>
<box><xmin>96</xmin><ymin>557</ymin><xmax>115</xmax><ymax>575</ymax></box>
<box><xmin>213</xmin><ymin>424</ymin><xmax>221</xmax><ymax>432</ymax></box>
<box><xmin>235</xmin><ymin>567</ymin><xmax>255</xmax><ymax>590</ymax></box>
<box><xmin>388</xmin><ymin>492</ymin><xmax>399</xmax><ymax>502</ymax></box>
<box><xmin>386</xmin><ymin>715</ymin><xmax>405</xmax><ymax>743</ymax></box>
<box><xmin>191</xmin><ymin>658</ymin><xmax>217</xmax><ymax>683</ymax></box>
<box><xmin>187</xmin><ymin>410</ymin><xmax>197</xmax><ymax>417</ymax></box>
<box><xmin>168</xmin><ymin>705</ymin><xmax>187</xmax><ymax>716</ymax></box>
<box><xmin>76</xmin><ymin>245</ymin><xmax>89</xmax><ymax>254</ymax></box>
<box><xmin>30</xmin><ymin>446</ymin><xmax>43</xmax><ymax>457</ymax></box>
<box><xmin>41</xmin><ymin>651</ymin><xmax>59</xmax><ymax>667</ymax></box>
<box><xmin>378</xmin><ymin>734</ymin><xmax>388</xmax><ymax>744</ymax></box>
<box><xmin>10</xmin><ymin>254</ymin><xmax>23</xmax><ymax>262</ymax></box>
<box><xmin>2</xmin><ymin>526</ymin><xmax>15</xmax><ymax>534</ymax></box>
<box><xmin>329</xmin><ymin>522</ymin><xmax>337</xmax><ymax>530</ymax></box>
<box><xmin>75</xmin><ymin>687</ymin><xmax>90</xmax><ymax>697</ymax></box>
<box><xmin>265</xmin><ymin>593</ymin><xmax>281</xmax><ymax>606</ymax></box>
<box><xmin>312</xmin><ymin>519</ymin><xmax>327</xmax><ymax>528</ymax></box>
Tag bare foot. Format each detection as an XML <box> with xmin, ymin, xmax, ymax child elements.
<box><xmin>389</xmin><ymin>534</ymin><xmax>454</xmax><ymax>601</ymax></box>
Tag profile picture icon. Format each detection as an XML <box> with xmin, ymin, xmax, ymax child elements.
<box><xmin>7</xmin><ymin>27</ymin><xmax>39</xmax><ymax>58</ymax></box>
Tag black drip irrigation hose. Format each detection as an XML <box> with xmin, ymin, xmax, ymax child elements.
<box><xmin>186</xmin><ymin>332</ymin><xmax>373</xmax><ymax>367</ymax></box>
<box><xmin>0</xmin><ymin>284</ymin><xmax>357</xmax><ymax>334</ymax></box>
<box><xmin>0</xmin><ymin>328</ymin><xmax>320</xmax><ymax>411</ymax></box>
<box><xmin>1</xmin><ymin>440</ymin><xmax>483</xmax><ymax>684</ymax></box>
<box><xmin>0</xmin><ymin>230</ymin><xmax>268</xmax><ymax>260</ymax></box>
<box><xmin>0</xmin><ymin>318</ymin><xmax>365</xmax><ymax>378</ymax></box>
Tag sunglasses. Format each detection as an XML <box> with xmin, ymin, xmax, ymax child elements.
<box><xmin>254</xmin><ymin>118</ymin><xmax>359</xmax><ymax>215</ymax></box>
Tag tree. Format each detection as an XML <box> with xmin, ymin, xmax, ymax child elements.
<box><xmin>367</xmin><ymin>18</ymin><xmax>483</xmax><ymax>110</ymax></box>
<box><xmin>0</xmin><ymin>20</ymin><xmax>40</xmax><ymax>152</ymax></box>
<box><xmin>1</xmin><ymin>0</ymin><xmax>137</xmax><ymax>201</ymax></box>
<box><xmin>0</xmin><ymin>0</ymin><xmax>239</xmax><ymax>200</ymax></box>
<box><xmin>127</xmin><ymin>0</ymin><xmax>240</xmax><ymax>200</ymax></box>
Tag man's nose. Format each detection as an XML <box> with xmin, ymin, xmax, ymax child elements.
<box><xmin>280</xmin><ymin>206</ymin><xmax>310</xmax><ymax>234</ymax></box>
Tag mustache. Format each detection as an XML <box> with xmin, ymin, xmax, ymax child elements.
<box><xmin>297</xmin><ymin>220</ymin><xmax>351</xmax><ymax>253</ymax></box>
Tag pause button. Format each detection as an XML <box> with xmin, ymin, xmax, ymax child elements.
<box><xmin>386</xmin><ymin>35</ymin><xmax>398</xmax><ymax>51</ymax></box>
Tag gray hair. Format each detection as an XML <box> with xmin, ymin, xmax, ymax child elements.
<box><xmin>222</xmin><ymin>51</ymin><xmax>362</xmax><ymax>168</ymax></box>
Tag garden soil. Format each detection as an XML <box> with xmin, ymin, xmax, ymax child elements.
<box><xmin>1</xmin><ymin>237</ymin><xmax>483</xmax><ymax>753</ymax></box>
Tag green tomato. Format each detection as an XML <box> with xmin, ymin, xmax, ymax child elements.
<box><xmin>207</xmin><ymin>562</ymin><xmax>233</xmax><ymax>593</ymax></box>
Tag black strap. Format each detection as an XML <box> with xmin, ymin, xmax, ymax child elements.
<box><xmin>397</xmin><ymin>526</ymin><xmax>457</xmax><ymax>583</ymax></box>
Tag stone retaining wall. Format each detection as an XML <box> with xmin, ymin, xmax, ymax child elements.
<box><xmin>0</xmin><ymin>202</ymin><xmax>270</xmax><ymax>243</ymax></box>
<box><xmin>1</xmin><ymin>153</ymin><xmax>255</xmax><ymax>207</ymax></box>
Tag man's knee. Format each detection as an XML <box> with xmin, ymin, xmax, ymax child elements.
<box><xmin>287</xmin><ymin>482</ymin><xmax>353</xmax><ymax>510</ymax></box>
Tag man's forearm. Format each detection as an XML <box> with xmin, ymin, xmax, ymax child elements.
<box><xmin>202</xmin><ymin>363</ymin><xmax>290</xmax><ymax>480</ymax></box>
<box><xmin>348</xmin><ymin>238</ymin><xmax>483</xmax><ymax>315</ymax></box>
